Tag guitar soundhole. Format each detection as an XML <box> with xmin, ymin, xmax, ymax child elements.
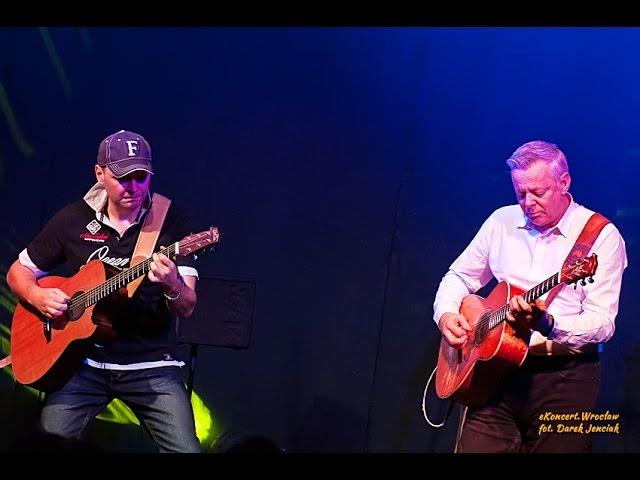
<box><xmin>67</xmin><ymin>291</ymin><xmax>86</xmax><ymax>321</ymax></box>
<box><xmin>474</xmin><ymin>311</ymin><xmax>491</xmax><ymax>346</ymax></box>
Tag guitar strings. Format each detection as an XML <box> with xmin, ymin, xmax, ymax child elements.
<box><xmin>472</xmin><ymin>272</ymin><xmax>560</xmax><ymax>334</ymax></box>
<box><xmin>66</xmin><ymin>243</ymin><xmax>177</xmax><ymax>311</ymax></box>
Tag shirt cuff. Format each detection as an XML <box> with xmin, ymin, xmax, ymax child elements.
<box><xmin>18</xmin><ymin>249</ymin><xmax>48</xmax><ymax>279</ymax></box>
<box><xmin>177</xmin><ymin>265</ymin><xmax>199</xmax><ymax>280</ymax></box>
<box><xmin>433</xmin><ymin>302</ymin><xmax>462</xmax><ymax>326</ymax></box>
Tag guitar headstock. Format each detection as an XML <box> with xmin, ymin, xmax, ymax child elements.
<box><xmin>560</xmin><ymin>253</ymin><xmax>598</xmax><ymax>288</ymax></box>
<box><xmin>176</xmin><ymin>227</ymin><xmax>220</xmax><ymax>257</ymax></box>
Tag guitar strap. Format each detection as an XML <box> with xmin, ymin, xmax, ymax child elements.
<box><xmin>545</xmin><ymin>212</ymin><xmax>610</xmax><ymax>307</ymax></box>
<box><xmin>0</xmin><ymin>193</ymin><xmax>172</xmax><ymax>371</ymax></box>
<box><xmin>531</xmin><ymin>211</ymin><xmax>611</xmax><ymax>357</ymax></box>
<box><xmin>126</xmin><ymin>192</ymin><xmax>172</xmax><ymax>298</ymax></box>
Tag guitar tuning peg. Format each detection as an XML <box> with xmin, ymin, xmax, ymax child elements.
<box><xmin>580</xmin><ymin>279</ymin><xmax>586</xmax><ymax>286</ymax></box>
<box><xmin>588</xmin><ymin>276</ymin><xmax>594</xmax><ymax>283</ymax></box>
<box><xmin>193</xmin><ymin>254</ymin><xmax>198</xmax><ymax>260</ymax></box>
<box><xmin>573</xmin><ymin>283</ymin><xmax>578</xmax><ymax>290</ymax></box>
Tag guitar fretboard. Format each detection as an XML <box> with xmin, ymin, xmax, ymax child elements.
<box><xmin>487</xmin><ymin>272</ymin><xmax>560</xmax><ymax>330</ymax></box>
<box><xmin>68</xmin><ymin>243</ymin><xmax>178</xmax><ymax>310</ymax></box>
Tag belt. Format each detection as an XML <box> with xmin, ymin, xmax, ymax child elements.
<box><xmin>523</xmin><ymin>351</ymin><xmax>599</xmax><ymax>372</ymax></box>
<box><xmin>528</xmin><ymin>340</ymin><xmax>600</xmax><ymax>356</ymax></box>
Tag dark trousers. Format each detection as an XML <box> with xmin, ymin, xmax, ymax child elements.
<box><xmin>458</xmin><ymin>354</ymin><xmax>601</xmax><ymax>453</ymax></box>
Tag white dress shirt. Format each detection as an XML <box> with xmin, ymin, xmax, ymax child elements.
<box><xmin>433</xmin><ymin>196</ymin><xmax>628</xmax><ymax>350</ymax></box>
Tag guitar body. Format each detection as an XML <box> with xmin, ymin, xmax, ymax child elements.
<box><xmin>8</xmin><ymin>227</ymin><xmax>219</xmax><ymax>392</ymax></box>
<box><xmin>10</xmin><ymin>260</ymin><xmax>118</xmax><ymax>391</ymax></box>
<box><xmin>435</xmin><ymin>281</ymin><xmax>532</xmax><ymax>407</ymax></box>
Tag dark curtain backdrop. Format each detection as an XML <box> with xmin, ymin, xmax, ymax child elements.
<box><xmin>0</xmin><ymin>27</ymin><xmax>637</xmax><ymax>452</ymax></box>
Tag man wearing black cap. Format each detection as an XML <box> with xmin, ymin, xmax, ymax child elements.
<box><xmin>6</xmin><ymin>130</ymin><xmax>201</xmax><ymax>452</ymax></box>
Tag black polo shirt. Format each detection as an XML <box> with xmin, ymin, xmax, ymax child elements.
<box><xmin>25</xmin><ymin>194</ymin><xmax>197</xmax><ymax>365</ymax></box>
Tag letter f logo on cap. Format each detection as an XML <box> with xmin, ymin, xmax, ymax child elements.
<box><xmin>126</xmin><ymin>140</ymin><xmax>139</xmax><ymax>157</ymax></box>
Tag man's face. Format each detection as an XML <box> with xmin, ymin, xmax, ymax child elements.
<box><xmin>96</xmin><ymin>166</ymin><xmax>151</xmax><ymax>212</ymax></box>
<box><xmin>511</xmin><ymin>160</ymin><xmax>571</xmax><ymax>231</ymax></box>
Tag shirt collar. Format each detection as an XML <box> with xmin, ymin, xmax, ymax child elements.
<box><xmin>83</xmin><ymin>182</ymin><xmax>151</xmax><ymax>224</ymax></box>
<box><xmin>517</xmin><ymin>193</ymin><xmax>577</xmax><ymax>237</ymax></box>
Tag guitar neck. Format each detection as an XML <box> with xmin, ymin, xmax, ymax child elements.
<box><xmin>81</xmin><ymin>243</ymin><xmax>178</xmax><ymax>307</ymax></box>
<box><xmin>489</xmin><ymin>271</ymin><xmax>560</xmax><ymax>330</ymax></box>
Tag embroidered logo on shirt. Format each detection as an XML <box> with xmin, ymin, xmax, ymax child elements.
<box><xmin>80</xmin><ymin>232</ymin><xmax>109</xmax><ymax>243</ymax></box>
<box><xmin>86</xmin><ymin>219</ymin><xmax>102</xmax><ymax>235</ymax></box>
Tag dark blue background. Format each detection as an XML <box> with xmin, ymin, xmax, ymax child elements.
<box><xmin>0</xmin><ymin>27</ymin><xmax>637</xmax><ymax>452</ymax></box>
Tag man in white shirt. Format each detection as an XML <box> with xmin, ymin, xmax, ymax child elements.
<box><xmin>433</xmin><ymin>140</ymin><xmax>627</xmax><ymax>453</ymax></box>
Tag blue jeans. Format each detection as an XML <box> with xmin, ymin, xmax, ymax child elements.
<box><xmin>40</xmin><ymin>364</ymin><xmax>201</xmax><ymax>453</ymax></box>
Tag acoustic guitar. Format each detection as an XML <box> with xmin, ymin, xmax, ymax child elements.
<box><xmin>10</xmin><ymin>227</ymin><xmax>220</xmax><ymax>391</ymax></box>
<box><xmin>435</xmin><ymin>254</ymin><xmax>598</xmax><ymax>407</ymax></box>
